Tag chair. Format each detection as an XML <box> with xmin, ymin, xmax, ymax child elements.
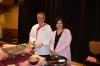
<box><xmin>84</xmin><ymin>41</ymin><xmax>100</xmax><ymax>66</ymax></box>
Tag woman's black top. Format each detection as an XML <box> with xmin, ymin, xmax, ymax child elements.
<box><xmin>54</xmin><ymin>30</ymin><xmax>63</xmax><ymax>50</ymax></box>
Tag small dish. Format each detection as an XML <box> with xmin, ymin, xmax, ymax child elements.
<box><xmin>28</xmin><ymin>55</ymin><xmax>39</xmax><ymax>65</ymax></box>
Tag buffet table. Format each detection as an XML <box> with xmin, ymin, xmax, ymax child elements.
<box><xmin>0</xmin><ymin>43</ymin><xmax>75</xmax><ymax>66</ymax></box>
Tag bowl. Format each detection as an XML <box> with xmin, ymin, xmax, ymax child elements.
<box><xmin>28</xmin><ymin>55</ymin><xmax>39</xmax><ymax>65</ymax></box>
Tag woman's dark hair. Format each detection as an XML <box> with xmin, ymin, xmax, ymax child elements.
<box><xmin>54</xmin><ymin>17</ymin><xmax>66</xmax><ymax>30</ymax></box>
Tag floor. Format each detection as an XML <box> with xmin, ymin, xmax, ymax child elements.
<box><xmin>71</xmin><ymin>61</ymin><xmax>83</xmax><ymax>66</ymax></box>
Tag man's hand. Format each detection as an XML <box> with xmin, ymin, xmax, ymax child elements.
<box><xmin>34</xmin><ymin>40</ymin><xmax>43</xmax><ymax>48</ymax></box>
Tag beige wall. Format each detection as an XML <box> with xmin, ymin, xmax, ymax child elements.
<box><xmin>3</xmin><ymin>5</ymin><xmax>19</xmax><ymax>29</ymax></box>
<box><xmin>0</xmin><ymin>26</ymin><xmax>1</xmax><ymax>38</ymax></box>
<box><xmin>0</xmin><ymin>13</ymin><xmax>5</xmax><ymax>38</ymax></box>
<box><xmin>0</xmin><ymin>5</ymin><xmax>19</xmax><ymax>39</ymax></box>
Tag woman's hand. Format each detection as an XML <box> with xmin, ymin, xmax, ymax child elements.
<box><xmin>52</xmin><ymin>51</ymin><xmax>57</xmax><ymax>55</ymax></box>
<box><xmin>50</xmin><ymin>49</ymin><xmax>57</xmax><ymax>55</ymax></box>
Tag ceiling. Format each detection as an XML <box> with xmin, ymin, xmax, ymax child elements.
<box><xmin>0</xmin><ymin>0</ymin><xmax>19</xmax><ymax>13</ymax></box>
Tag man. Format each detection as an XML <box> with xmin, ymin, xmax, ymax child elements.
<box><xmin>29</xmin><ymin>11</ymin><xmax>52</xmax><ymax>60</ymax></box>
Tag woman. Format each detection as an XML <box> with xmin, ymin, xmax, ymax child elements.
<box><xmin>49</xmin><ymin>17</ymin><xmax>72</xmax><ymax>65</ymax></box>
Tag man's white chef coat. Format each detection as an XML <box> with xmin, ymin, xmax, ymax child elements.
<box><xmin>29</xmin><ymin>23</ymin><xmax>52</xmax><ymax>55</ymax></box>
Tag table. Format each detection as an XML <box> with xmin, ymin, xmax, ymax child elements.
<box><xmin>0</xmin><ymin>44</ymin><xmax>83</xmax><ymax>66</ymax></box>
